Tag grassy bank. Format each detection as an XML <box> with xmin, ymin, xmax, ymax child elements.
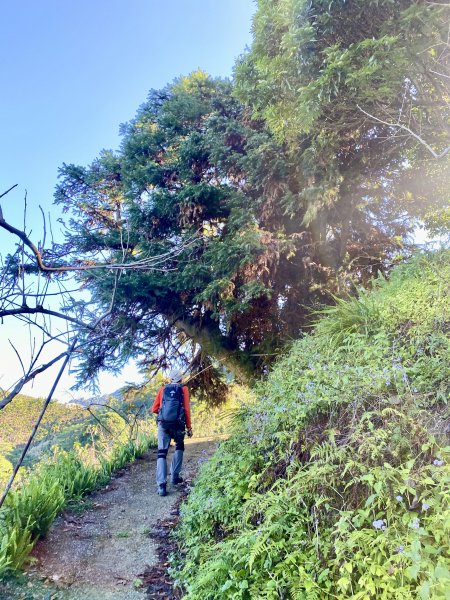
<box><xmin>0</xmin><ymin>411</ymin><xmax>156</xmax><ymax>578</ymax></box>
<box><xmin>0</xmin><ymin>376</ymin><xmax>244</xmax><ymax>579</ymax></box>
<box><xmin>174</xmin><ymin>250</ymin><xmax>450</xmax><ymax>599</ymax></box>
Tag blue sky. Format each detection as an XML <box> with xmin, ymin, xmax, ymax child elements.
<box><xmin>1</xmin><ymin>0</ymin><xmax>255</xmax><ymax>236</ymax></box>
<box><xmin>0</xmin><ymin>0</ymin><xmax>255</xmax><ymax>400</ymax></box>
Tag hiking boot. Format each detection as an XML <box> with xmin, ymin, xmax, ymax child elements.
<box><xmin>157</xmin><ymin>484</ymin><xmax>167</xmax><ymax>497</ymax></box>
<box><xmin>171</xmin><ymin>475</ymin><xmax>183</xmax><ymax>485</ymax></box>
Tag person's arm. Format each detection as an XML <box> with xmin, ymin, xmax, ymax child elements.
<box><xmin>152</xmin><ymin>387</ymin><xmax>163</xmax><ymax>415</ymax></box>
<box><xmin>182</xmin><ymin>386</ymin><xmax>192</xmax><ymax>430</ymax></box>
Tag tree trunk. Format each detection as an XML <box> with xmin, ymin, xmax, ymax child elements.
<box><xmin>172</xmin><ymin>315</ymin><xmax>257</xmax><ymax>383</ymax></box>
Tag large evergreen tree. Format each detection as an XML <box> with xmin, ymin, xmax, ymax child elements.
<box><xmin>55</xmin><ymin>1</ymin><xmax>449</xmax><ymax>393</ymax></box>
<box><xmin>56</xmin><ymin>73</ymin><xmax>286</xmax><ymax>392</ymax></box>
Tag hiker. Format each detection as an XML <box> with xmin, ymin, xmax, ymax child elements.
<box><xmin>152</xmin><ymin>369</ymin><xmax>192</xmax><ymax>497</ymax></box>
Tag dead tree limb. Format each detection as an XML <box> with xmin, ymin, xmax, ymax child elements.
<box><xmin>357</xmin><ymin>104</ymin><xmax>450</xmax><ymax>159</ymax></box>
<box><xmin>0</xmin><ymin>206</ymin><xmax>196</xmax><ymax>273</ymax></box>
<box><xmin>87</xmin><ymin>402</ymin><xmax>131</xmax><ymax>426</ymax></box>
<box><xmin>0</xmin><ymin>184</ymin><xmax>18</xmax><ymax>203</ymax></box>
<box><xmin>85</xmin><ymin>406</ymin><xmax>114</xmax><ymax>435</ymax></box>
<box><xmin>0</xmin><ymin>349</ymin><xmax>70</xmax><ymax>410</ymax></box>
<box><xmin>8</xmin><ymin>339</ymin><xmax>26</xmax><ymax>377</ymax></box>
<box><xmin>0</xmin><ymin>306</ymin><xmax>92</xmax><ymax>330</ymax></box>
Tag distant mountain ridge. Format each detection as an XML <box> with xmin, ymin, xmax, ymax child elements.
<box><xmin>68</xmin><ymin>389</ymin><xmax>123</xmax><ymax>408</ymax></box>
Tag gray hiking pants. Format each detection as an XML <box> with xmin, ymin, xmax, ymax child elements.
<box><xmin>156</xmin><ymin>424</ymin><xmax>185</xmax><ymax>486</ymax></box>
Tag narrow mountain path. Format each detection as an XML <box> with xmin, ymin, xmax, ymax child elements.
<box><xmin>1</xmin><ymin>438</ymin><xmax>218</xmax><ymax>600</ymax></box>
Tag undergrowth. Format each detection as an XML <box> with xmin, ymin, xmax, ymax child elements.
<box><xmin>174</xmin><ymin>250</ymin><xmax>450</xmax><ymax>599</ymax></box>
<box><xmin>0</xmin><ymin>414</ymin><xmax>156</xmax><ymax>578</ymax></box>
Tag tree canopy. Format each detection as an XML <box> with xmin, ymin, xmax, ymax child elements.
<box><xmin>53</xmin><ymin>1</ymin><xmax>449</xmax><ymax>396</ymax></box>
<box><xmin>235</xmin><ymin>0</ymin><xmax>449</xmax><ymax>262</ymax></box>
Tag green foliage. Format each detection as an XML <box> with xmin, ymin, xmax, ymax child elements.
<box><xmin>0</xmin><ymin>454</ymin><xmax>12</xmax><ymax>485</ymax></box>
<box><xmin>235</xmin><ymin>0</ymin><xmax>449</xmax><ymax>261</ymax></box>
<box><xmin>174</xmin><ymin>250</ymin><xmax>450</xmax><ymax>599</ymax></box>
<box><xmin>41</xmin><ymin>449</ymin><xmax>102</xmax><ymax>502</ymax></box>
<box><xmin>53</xmin><ymin>9</ymin><xmax>448</xmax><ymax>391</ymax></box>
<box><xmin>4</xmin><ymin>470</ymin><xmax>65</xmax><ymax>538</ymax></box>
<box><xmin>55</xmin><ymin>72</ymin><xmax>283</xmax><ymax>388</ymax></box>
<box><xmin>0</xmin><ymin>394</ymin><xmax>86</xmax><ymax>481</ymax></box>
<box><xmin>236</xmin><ymin>0</ymin><xmax>449</xmax><ymax>157</ymax></box>
<box><xmin>0</xmin><ymin>520</ymin><xmax>33</xmax><ymax>573</ymax></box>
<box><xmin>189</xmin><ymin>384</ymin><xmax>255</xmax><ymax>438</ymax></box>
<box><xmin>424</xmin><ymin>207</ymin><xmax>450</xmax><ymax>240</ymax></box>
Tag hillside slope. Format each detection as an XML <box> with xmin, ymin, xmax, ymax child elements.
<box><xmin>0</xmin><ymin>395</ymin><xmax>85</xmax><ymax>482</ymax></box>
<box><xmin>175</xmin><ymin>250</ymin><xmax>450</xmax><ymax>599</ymax></box>
<box><xmin>0</xmin><ymin>379</ymin><xmax>160</xmax><ymax>483</ymax></box>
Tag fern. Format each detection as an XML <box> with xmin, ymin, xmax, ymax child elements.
<box><xmin>174</xmin><ymin>251</ymin><xmax>450</xmax><ymax>599</ymax></box>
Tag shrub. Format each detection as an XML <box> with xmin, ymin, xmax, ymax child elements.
<box><xmin>0</xmin><ymin>519</ymin><xmax>33</xmax><ymax>572</ymax></box>
<box><xmin>5</xmin><ymin>473</ymin><xmax>65</xmax><ymax>539</ymax></box>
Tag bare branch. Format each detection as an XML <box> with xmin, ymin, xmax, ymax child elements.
<box><xmin>429</xmin><ymin>68</ymin><xmax>450</xmax><ymax>79</ymax></box>
<box><xmin>0</xmin><ymin>349</ymin><xmax>70</xmax><ymax>410</ymax></box>
<box><xmin>357</xmin><ymin>105</ymin><xmax>450</xmax><ymax>159</ymax></box>
<box><xmin>39</xmin><ymin>205</ymin><xmax>47</xmax><ymax>250</ymax></box>
<box><xmin>0</xmin><ymin>184</ymin><xmax>18</xmax><ymax>201</ymax></box>
<box><xmin>0</xmin><ymin>305</ymin><xmax>93</xmax><ymax>329</ymax></box>
<box><xmin>0</xmin><ymin>337</ymin><xmax>78</xmax><ymax>509</ymax></box>
<box><xmin>8</xmin><ymin>339</ymin><xmax>26</xmax><ymax>377</ymax></box>
<box><xmin>0</xmin><ymin>210</ymin><xmax>197</xmax><ymax>273</ymax></box>
<box><xmin>88</xmin><ymin>402</ymin><xmax>131</xmax><ymax>425</ymax></box>
<box><xmin>11</xmin><ymin>288</ymin><xmax>80</xmax><ymax>298</ymax></box>
<box><xmin>11</xmin><ymin>317</ymin><xmax>74</xmax><ymax>345</ymax></box>
<box><xmin>85</xmin><ymin>406</ymin><xmax>114</xmax><ymax>435</ymax></box>
<box><xmin>92</xmin><ymin>271</ymin><xmax>119</xmax><ymax>328</ymax></box>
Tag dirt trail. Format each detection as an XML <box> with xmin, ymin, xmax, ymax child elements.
<box><xmin>1</xmin><ymin>438</ymin><xmax>217</xmax><ymax>600</ymax></box>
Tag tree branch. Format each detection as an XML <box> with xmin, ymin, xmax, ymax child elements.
<box><xmin>85</xmin><ymin>406</ymin><xmax>114</xmax><ymax>435</ymax></box>
<box><xmin>0</xmin><ymin>209</ymin><xmax>197</xmax><ymax>273</ymax></box>
<box><xmin>8</xmin><ymin>339</ymin><xmax>26</xmax><ymax>377</ymax></box>
<box><xmin>0</xmin><ymin>306</ymin><xmax>93</xmax><ymax>330</ymax></box>
<box><xmin>0</xmin><ymin>184</ymin><xmax>18</xmax><ymax>203</ymax></box>
<box><xmin>429</xmin><ymin>68</ymin><xmax>450</xmax><ymax>80</ymax></box>
<box><xmin>88</xmin><ymin>402</ymin><xmax>131</xmax><ymax>425</ymax></box>
<box><xmin>357</xmin><ymin>104</ymin><xmax>450</xmax><ymax>159</ymax></box>
<box><xmin>0</xmin><ymin>336</ymin><xmax>78</xmax><ymax>509</ymax></box>
<box><xmin>0</xmin><ymin>349</ymin><xmax>71</xmax><ymax>410</ymax></box>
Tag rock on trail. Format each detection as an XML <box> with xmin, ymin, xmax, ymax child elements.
<box><xmin>1</xmin><ymin>438</ymin><xmax>218</xmax><ymax>600</ymax></box>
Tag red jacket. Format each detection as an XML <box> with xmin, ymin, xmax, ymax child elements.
<box><xmin>152</xmin><ymin>385</ymin><xmax>191</xmax><ymax>429</ymax></box>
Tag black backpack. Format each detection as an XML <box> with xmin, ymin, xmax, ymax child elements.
<box><xmin>158</xmin><ymin>384</ymin><xmax>185</xmax><ymax>430</ymax></box>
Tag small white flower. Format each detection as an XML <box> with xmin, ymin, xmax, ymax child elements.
<box><xmin>398</xmin><ymin>545</ymin><xmax>405</xmax><ymax>554</ymax></box>
<box><xmin>410</xmin><ymin>517</ymin><xmax>420</xmax><ymax>530</ymax></box>
<box><xmin>433</xmin><ymin>459</ymin><xmax>444</xmax><ymax>467</ymax></box>
<box><xmin>372</xmin><ymin>519</ymin><xmax>387</xmax><ymax>530</ymax></box>
<box><xmin>422</xmin><ymin>503</ymin><xmax>430</xmax><ymax>512</ymax></box>
<box><xmin>395</xmin><ymin>495</ymin><xmax>403</xmax><ymax>502</ymax></box>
